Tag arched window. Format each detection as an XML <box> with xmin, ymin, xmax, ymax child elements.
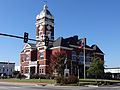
<box><xmin>26</xmin><ymin>56</ymin><xmax>30</xmax><ymax>61</ymax></box>
<box><xmin>40</xmin><ymin>52</ymin><xmax>44</xmax><ymax>60</ymax></box>
<box><xmin>72</xmin><ymin>51</ymin><xmax>76</xmax><ymax>61</ymax></box>
<box><xmin>46</xmin><ymin>31</ymin><xmax>51</xmax><ymax>39</ymax></box>
<box><xmin>21</xmin><ymin>58</ymin><xmax>24</xmax><ymax>62</ymax></box>
<box><xmin>48</xmin><ymin>33</ymin><xmax>51</xmax><ymax>39</ymax></box>
<box><xmin>39</xmin><ymin>32</ymin><xmax>42</xmax><ymax>40</ymax></box>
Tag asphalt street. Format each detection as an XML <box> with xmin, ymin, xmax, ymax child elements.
<box><xmin>0</xmin><ymin>82</ymin><xmax>120</xmax><ymax>90</ymax></box>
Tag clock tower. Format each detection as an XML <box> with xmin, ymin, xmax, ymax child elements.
<box><xmin>36</xmin><ymin>5</ymin><xmax>54</xmax><ymax>46</ymax></box>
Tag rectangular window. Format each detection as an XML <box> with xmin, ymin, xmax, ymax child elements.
<box><xmin>40</xmin><ymin>69</ymin><xmax>41</xmax><ymax>73</ymax></box>
<box><xmin>26</xmin><ymin>56</ymin><xmax>30</xmax><ymax>61</ymax></box>
<box><xmin>25</xmin><ymin>67</ymin><xmax>29</xmax><ymax>73</ymax></box>
<box><xmin>40</xmin><ymin>52</ymin><xmax>44</xmax><ymax>60</ymax></box>
<box><xmin>39</xmin><ymin>68</ymin><xmax>44</xmax><ymax>74</ymax></box>
<box><xmin>79</xmin><ymin>52</ymin><xmax>84</xmax><ymax>64</ymax></box>
<box><xmin>86</xmin><ymin>54</ymin><xmax>93</xmax><ymax>64</ymax></box>
<box><xmin>21</xmin><ymin>70</ymin><xmax>23</xmax><ymax>73</ymax></box>
<box><xmin>42</xmin><ymin>69</ymin><xmax>44</xmax><ymax>73</ymax></box>
<box><xmin>72</xmin><ymin>51</ymin><xmax>76</xmax><ymax>61</ymax></box>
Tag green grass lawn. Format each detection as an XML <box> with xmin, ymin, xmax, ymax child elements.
<box><xmin>0</xmin><ymin>78</ymin><xmax>120</xmax><ymax>85</ymax></box>
<box><xmin>79</xmin><ymin>79</ymin><xmax>120</xmax><ymax>83</ymax></box>
<box><xmin>0</xmin><ymin>79</ymin><xmax>56</xmax><ymax>84</ymax></box>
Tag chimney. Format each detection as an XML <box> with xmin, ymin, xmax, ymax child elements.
<box><xmin>73</xmin><ymin>35</ymin><xmax>78</xmax><ymax>41</ymax></box>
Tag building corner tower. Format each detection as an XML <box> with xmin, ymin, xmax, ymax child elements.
<box><xmin>36</xmin><ymin>5</ymin><xmax>54</xmax><ymax>75</ymax></box>
<box><xmin>36</xmin><ymin>5</ymin><xmax>54</xmax><ymax>46</ymax></box>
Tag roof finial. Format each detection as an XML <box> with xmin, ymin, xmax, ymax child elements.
<box><xmin>44</xmin><ymin>0</ymin><xmax>47</xmax><ymax>5</ymax></box>
<box><xmin>43</xmin><ymin>0</ymin><xmax>48</xmax><ymax>10</ymax></box>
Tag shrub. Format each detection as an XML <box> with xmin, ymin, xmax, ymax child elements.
<box><xmin>67</xmin><ymin>76</ymin><xmax>79</xmax><ymax>84</ymax></box>
<box><xmin>56</xmin><ymin>76</ymin><xmax>79</xmax><ymax>84</ymax></box>
<box><xmin>16</xmin><ymin>73</ymin><xmax>26</xmax><ymax>79</ymax></box>
<box><xmin>56</xmin><ymin>76</ymin><xmax>64</xmax><ymax>84</ymax></box>
<box><xmin>30</xmin><ymin>73</ymin><xmax>39</xmax><ymax>79</ymax></box>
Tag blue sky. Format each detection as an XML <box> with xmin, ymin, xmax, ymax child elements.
<box><xmin>0</xmin><ymin>0</ymin><xmax>120</xmax><ymax>67</ymax></box>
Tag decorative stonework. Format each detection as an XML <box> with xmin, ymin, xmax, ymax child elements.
<box><xmin>36</xmin><ymin>5</ymin><xmax>54</xmax><ymax>20</ymax></box>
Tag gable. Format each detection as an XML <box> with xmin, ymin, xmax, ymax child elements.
<box><xmin>23</xmin><ymin>43</ymin><xmax>31</xmax><ymax>50</ymax></box>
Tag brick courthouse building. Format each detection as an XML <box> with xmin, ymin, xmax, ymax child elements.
<box><xmin>20</xmin><ymin>5</ymin><xmax>104</xmax><ymax>78</ymax></box>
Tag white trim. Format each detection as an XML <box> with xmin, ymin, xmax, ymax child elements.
<box><xmin>23</xmin><ymin>44</ymin><xmax>31</xmax><ymax>50</ymax></box>
<box><xmin>70</xmin><ymin>44</ymin><xmax>93</xmax><ymax>50</ymax></box>
<box><xmin>29</xmin><ymin>65</ymin><xmax>37</xmax><ymax>67</ymax></box>
<box><xmin>39</xmin><ymin>50</ymin><xmax>45</xmax><ymax>52</ymax></box>
<box><xmin>25</xmin><ymin>52</ymin><xmax>30</xmax><ymax>54</ymax></box>
<box><xmin>36</xmin><ymin>43</ymin><xmax>47</xmax><ymax>48</ymax></box>
<box><xmin>69</xmin><ymin>45</ymin><xmax>79</xmax><ymax>48</ymax></box>
<box><xmin>39</xmin><ymin>65</ymin><xmax>48</xmax><ymax>67</ymax></box>
<box><xmin>85</xmin><ymin>48</ymin><xmax>94</xmax><ymax>50</ymax></box>
<box><xmin>37</xmin><ymin>59</ymin><xmax>47</xmax><ymax>61</ymax></box>
<box><xmin>22</xmin><ymin>44</ymin><xmax>36</xmax><ymax>53</ymax></box>
<box><xmin>37</xmin><ymin>46</ymin><xmax>47</xmax><ymax>50</ymax></box>
<box><xmin>94</xmin><ymin>53</ymin><xmax>104</xmax><ymax>55</ymax></box>
<box><xmin>24</xmin><ymin>66</ymin><xmax>29</xmax><ymax>67</ymax></box>
<box><xmin>39</xmin><ymin>59</ymin><xmax>47</xmax><ymax>61</ymax></box>
<box><xmin>50</xmin><ymin>46</ymin><xmax>73</xmax><ymax>50</ymax></box>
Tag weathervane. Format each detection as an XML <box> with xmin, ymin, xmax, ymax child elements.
<box><xmin>44</xmin><ymin>0</ymin><xmax>47</xmax><ymax>4</ymax></box>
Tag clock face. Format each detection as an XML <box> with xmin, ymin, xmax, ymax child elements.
<box><xmin>47</xmin><ymin>25</ymin><xmax>51</xmax><ymax>30</ymax></box>
<box><xmin>39</xmin><ymin>25</ymin><xmax>43</xmax><ymax>30</ymax></box>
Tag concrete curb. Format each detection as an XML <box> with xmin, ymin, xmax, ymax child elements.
<box><xmin>84</xmin><ymin>85</ymin><xmax>99</xmax><ymax>87</ymax></box>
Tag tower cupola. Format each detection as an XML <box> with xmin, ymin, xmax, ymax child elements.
<box><xmin>36</xmin><ymin>5</ymin><xmax>54</xmax><ymax>20</ymax></box>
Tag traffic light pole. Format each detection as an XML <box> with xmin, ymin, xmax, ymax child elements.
<box><xmin>0</xmin><ymin>33</ymin><xmax>36</xmax><ymax>42</ymax></box>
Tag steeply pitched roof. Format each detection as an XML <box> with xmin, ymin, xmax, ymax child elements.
<box><xmin>53</xmin><ymin>36</ymin><xmax>80</xmax><ymax>47</ymax></box>
<box><xmin>53</xmin><ymin>37</ymin><xmax>63</xmax><ymax>47</ymax></box>
<box><xmin>91</xmin><ymin>44</ymin><xmax>104</xmax><ymax>54</ymax></box>
<box><xmin>52</xmin><ymin>36</ymin><xmax>104</xmax><ymax>54</ymax></box>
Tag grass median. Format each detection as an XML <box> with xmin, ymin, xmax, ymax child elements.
<box><xmin>0</xmin><ymin>78</ymin><xmax>120</xmax><ymax>85</ymax></box>
<box><xmin>0</xmin><ymin>79</ymin><xmax>56</xmax><ymax>84</ymax></box>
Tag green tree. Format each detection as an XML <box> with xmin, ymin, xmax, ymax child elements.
<box><xmin>49</xmin><ymin>51</ymin><xmax>66</xmax><ymax>76</ymax></box>
<box><xmin>87</xmin><ymin>57</ymin><xmax>104</xmax><ymax>79</ymax></box>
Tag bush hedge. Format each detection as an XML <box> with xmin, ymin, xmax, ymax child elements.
<box><xmin>30</xmin><ymin>74</ymin><xmax>55</xmax><ymax>79</ymax></box>
<box><xmin>56</xmin><ymin>76</ymin><xmax>79</xmax><ymax>84</ymax></box>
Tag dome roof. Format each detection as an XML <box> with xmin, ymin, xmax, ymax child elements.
<box><xmin>36</xmin><ymin>5</ymin><xmax>54</xmax><ymax>19</ymax></box>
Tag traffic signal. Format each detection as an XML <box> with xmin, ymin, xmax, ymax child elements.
<box><xmin>24</xmin><ymin>32</ymin><xmax>28</xmax><ymax>43</ymax></box>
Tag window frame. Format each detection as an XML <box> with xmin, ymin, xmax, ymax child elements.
<box><xmin>40</xmin><ymin>52</ymin><xmax>44</xmax><ymax>60</ymax></box>
<box><xmin>26</xmin><ymin>56</ymin><xmax>30</xmax><ymax>61</ymax></box>
<box><xmin>72</xmin><ymin>51</ymin><xmax>77</xmax><ymax>61</ymax></box>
